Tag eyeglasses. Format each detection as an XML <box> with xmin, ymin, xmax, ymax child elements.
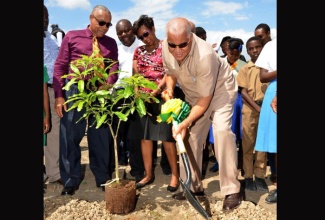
<box><xmin>92</xmin><ymin>14</ymin><xmax>112</xmax><ymax>28</ymax></box>
<box><xmin>116</xmin><ymin>28</ymin><xmax>131</xmax><ymax>36</ymax></box>
<box><xmin>167</xmin><ymin>40</ymin><xmax>190</xmax><ymax>49</ymax></box>
<box><xmin>137</xmin><ymin>31</ymin><xmax>150</xmax><ymax>41</ymax></box>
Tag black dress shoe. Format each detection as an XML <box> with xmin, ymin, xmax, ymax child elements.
<box><xmin>209</xmin><ymin>155</ymin><xmax>217</xmax><ymax>163</ymax></box>
<box><xmin>209</xmin><ymin>162</ymin><xmax>219</xmax><ymax>172</ymax></box>
<box><xmin>172</xmin><ymin>191</ymin><xmax>186</xmax><ymax>200</ymax></box>
<box><xmin>244</xmin><ymin>178</ymin><xmax>256</xmax><ymax>191</ymax></box>
<box><xmin>255</xmin><ymin>177</ymin><xmax>269</xmax><ymax>192</ymax></box>
<box><xmin>222</xmin><ymin>192</ymin><xmax>242</xmax><ymax>210</ymax></box>
<box><xmin>135</xmin><ymin>174</ymin><xmax>144</xmax><ymax>183</ymax></box>
<box><xmin>265</xmin><ymin>189</ymin><xmax>277</xmax><ymax>203</ymax></box>
<box><xmin>172</xmin><ymin>190</ymin><xmax>205</xmax><ymax>200</ymax></box>
<box><xmin>96</xmin><ymin>185</ymin><xmax>106</xmax><ymax>191</ymax></box>
<box><xmin>162</xmin><ymin>169</ymin><xmax>172</xmax><ymax>176</ymax></box>
<box><xmin>97</xmin><ymin>182</ymin><xmax>108</xmax><ymax>191</ymax></box>
<box><xmin>269</xmin><ymin>173</ymin><xmax>277</xmax><ymax>184</ymax></box>
<box><xmin>167</xmin><ymin>182</ymin><xmax>180</xmax><ymax>192</ymax></box>
<box><xmin>193</xmin><ymin>191</ymin><xmax>205</xmax><ymax>197</ymax></box>
<box><xmin>136</xmin><ymin>176</ymin><xmax>155</xmax><ymax>189</ymax></box>
<box><xmin>61</xmin><ymin>186</ymin><xmax>78</xmax><ymax>196</ymax></box>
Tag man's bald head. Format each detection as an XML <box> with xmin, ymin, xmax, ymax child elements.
<box><xmin>116</xmin><ymin>19</ymin><xmax>132</xmax><ymax>30</ymax></box>
<box><xmin>166</xmin><ymin>17</ymin><xmax>191</xmax><ymax>38</ymax></box>
<box><xmin>115</xmin><ymin>18</ymin><xmax>135</xmax><ymax>47</ymax></box>
<box><xmin>165</xmin><ymin>18</ymin><xmax>193</xmax><ymax>63</ymax></box>
<box><xmin>189</xmin><ymin>21</ymin><xmax>195</xmax><ymax>33</ymax></box>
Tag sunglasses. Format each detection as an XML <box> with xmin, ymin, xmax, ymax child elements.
<box><xmin>167</xmin><ymin>40</ymin><xmax>190</xmax><ymax>49</ymax></box>
<box><xmin>93</xmin><ymin>14</ymin><xmax>112</xmax><ymax>28</ymax></box>
<box><xmin>137</xmin><ymin>31</ymin><xmax>150</xmax><ymax>41</ymax></box>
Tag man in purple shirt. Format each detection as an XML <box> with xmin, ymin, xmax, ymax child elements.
<box><xmin>53</xmin><ymin>5</ymin><xmax>118</xmax><ymax>196</ymax></box>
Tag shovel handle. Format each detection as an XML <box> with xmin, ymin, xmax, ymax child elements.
<box><xmin>162</xmin><ymin>90</ymin><xmax>187</xmax><ymax>154</ymax></box>
<box><xmin>172</xmin><ymin>121</ymin><xmax>187</xmax><ymax>154</ymax></box>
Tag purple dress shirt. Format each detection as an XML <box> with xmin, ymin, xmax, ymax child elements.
<box><xmin>53</xmin><ymin>26</ymin><xmax>119</xmax><ymax>98</ymax></box>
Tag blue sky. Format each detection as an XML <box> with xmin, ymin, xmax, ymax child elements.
<box><xmin>45</xmin><ymin>0</ymin><xmax>276</xmax><ymax>60</ymax></box>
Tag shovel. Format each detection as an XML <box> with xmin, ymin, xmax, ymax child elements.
<box><xmin>172</xmin><ymin>120</ymin><xmax>211</xmax><ymax>220</ymax></box>
<box><xmin>158</xmin><ymin>93</ymin><xmax>210</xmax><ymax>219</ymax></box>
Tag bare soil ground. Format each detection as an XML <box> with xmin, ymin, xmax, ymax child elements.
<box><xmin>44</xmin><ymin>136</ymin><xmax>277</xmax><ymax>220</ymax></box>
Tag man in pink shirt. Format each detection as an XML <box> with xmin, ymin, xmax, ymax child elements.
<box><xmin>53</xmin><ymin>5</ymin><xmax>118</xmax><ymax>196</ymax></box>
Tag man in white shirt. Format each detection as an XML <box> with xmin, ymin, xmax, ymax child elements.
<box><xmin>115</xmin><ymin>20</ymin><xmax>143</xmax><ymax>86</ymax></box>
<box><xmin>115</xmin><ymin>19</ymin><xmax>146</xmax><ymax>182</ymax></box>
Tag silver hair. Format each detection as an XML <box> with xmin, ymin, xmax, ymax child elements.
<box><xmin>92</xmin><ymin>5</ymin><xmax>110</xmax><ymax>14</ymax></box>
<box><xmin>166</xmin><ymin>18</ymin><xmax>191</xmax><ymax>39</ymax></box>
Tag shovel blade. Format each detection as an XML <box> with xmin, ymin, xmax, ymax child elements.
<box><xmin>173</xmin><ymin>121</ymin><xmax>210</xmax><ymax>219</ymax></box>
<box><xmin>179</xmin><ymin>179</ymin><xmax>211</xmax><ymax>219</ymax></box>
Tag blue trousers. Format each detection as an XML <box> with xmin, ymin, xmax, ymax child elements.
<box><xmin>59</xmin><ymin>83</ymin><xmax>114</xmax><ymax>187</ymax></box>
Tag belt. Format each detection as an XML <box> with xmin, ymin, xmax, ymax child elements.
<box><xmin>255</xmin><ymin>100</ymin><xmax>263</xmax><ymax>106</ymax></box>
<box><xmin>47</xmin><ymin>83</ymin><xmax>53</xmax><ymax>88</ymax></box>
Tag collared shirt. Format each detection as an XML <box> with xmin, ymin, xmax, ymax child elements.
<box><xmin>223</xmin><ymin>56</ymin><xmax>247</xmax><ymax>79</ymax></box>
<box><xmin>44</xmin><ymin>31</ymin><xmax>59</xmax><ymax>84</ymax></box>
<box><xmin>162</xmin><ymin>34</ymin><xmax>237</xmax><ymax>110</ymax></box>
<box><xmin>53</xmin><ymin>27</ymin><xmax>119</xmax><ymax>98</ymax></box>
<box><xmin>237</xmin><ymin>61</ymin><xmax>268</xmax><ymax>103</ymax></box>
<box><xmin>115</xmin><ymin>38</ymin><xmax>144</xmax><ymax>86</ymax></box>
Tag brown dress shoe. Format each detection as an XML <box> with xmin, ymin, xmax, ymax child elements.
<box><xmin>222</xmin><ymin>192</ymin><xmax>242</xmax><ymax>210</ymax></box>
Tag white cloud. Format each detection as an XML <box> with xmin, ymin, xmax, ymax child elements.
<box><xmin>47</xmin><ymin>0</ymin><xmax>276</xmax><ymax>61</ymax></box>
<box><xmin>201</xmin><ymin>1</ymin><xmax>248</xmax><ymax>16</ymax></box>
<box><xmin>46</xmin><ymin>0</ymin><xmax>92</xmax><ymax>10</ymax></box>
<box><xmin>234</xmin><ymin>15</ymin><xmax>249</xmax><ymax>21</ymax></box>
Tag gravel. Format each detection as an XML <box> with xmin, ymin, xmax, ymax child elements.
<box><xmin>44</xmin><ymin>137</ymin><xmax>277</xmax><ymax>220</ymax></box>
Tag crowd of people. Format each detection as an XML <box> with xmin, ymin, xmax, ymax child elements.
<box><xmin>43</xmin><ymin>4</ymin><xmax>277</xmax><ymax>212</ymax></box>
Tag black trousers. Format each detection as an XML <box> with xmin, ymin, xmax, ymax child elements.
<box><xmin>124</xmin><ymin>111</ymin><xmax>160</xmax><ymax>177</ymax></box>
<box><xmin>59</xmin><ymin>83</ymin><xmax>114</xmax><ymax>187</ymax></box>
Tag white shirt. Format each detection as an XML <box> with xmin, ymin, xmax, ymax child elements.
<box><xmin>115</xmin><ymin>38</ymin><xmax>144</xmax><ymax>86</ymax></box>
<box><xmin>44</xmin><ymin>31</ymin><xmax>59</xmax><ymax>84</ymax></box>
<box><xmin>255</xmin><ymin>38</ymin><xmax>277</xmax><ymax>72</ymax></box>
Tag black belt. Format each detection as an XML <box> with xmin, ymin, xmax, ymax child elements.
<box><xmin>255</xmin><ymin>100</ymin><xmax>263</xmax><ymax>106</ymax></box>
<box><xmin>47</xmin><ymin>83</ymin><xmax>53</xmax><ymax>88</ymax></box>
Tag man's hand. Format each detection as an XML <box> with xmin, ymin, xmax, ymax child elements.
<box><xmin>55</xmin><ymin>97</ymin><xmax>66</xmax><ymax>118</ymax></box>
<box><xmin>151</xmin><ymin>88</ymin><xmax>161</xmax><ymax>97</ymax></box>
<box><xmin>172</xmin><ymin>120</ymin><xmax>187</xmax><ymax>141</ymax></box>
<box><xmin>161</xmin><ymin>89</ymin><xmax>173</xmax><ymax>101</ymax></box>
